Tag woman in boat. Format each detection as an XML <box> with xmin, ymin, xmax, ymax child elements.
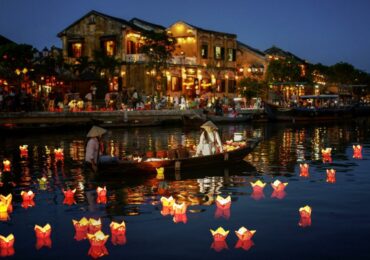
<box><xmin>196</xmin><ymin>121</ymin><xmax>223</xmax><ymax>156</ymax></box>
<box><xmin>85</xmin><ymin>125</ymin><xmax>107</xmax><ymax>172</ymax></box>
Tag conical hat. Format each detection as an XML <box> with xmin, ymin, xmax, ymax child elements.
<box><xmin>87</xmin><ymin>126</ymin><xmax>107</xmax><ymax>137</ymax></box>
<box><xmin>200</xmin><ymin>121</ymin><xmax>218</xmax><ymax>131</ymax></box>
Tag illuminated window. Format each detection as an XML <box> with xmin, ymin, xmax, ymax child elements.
<box><xmin>68</xmin><ymin>42</ymin><xmax>83</xmax><ymax>58</ymax></box>
<box><xmin>127</xmin><ymin>40</ymin><xmax>141</xmax><ymax>54</ymax></box>
<box><xmin>102</xmin><ymin>40</ymin><xmax>116</xmax><ymax>56</ymax></box>
<box><xmin>214</xmin><ymin>46</ymin><xmax>224</xmax><ymax>60</ymax></box>
<box><xmin>201</xmin><ymin>44</ymin><xmax>208</xmax><ymax>58</ymax></box>
<box><xmin>227</xmin><ymin>48</ymin><xmax>236</xmax><ymax>62</ymax></box>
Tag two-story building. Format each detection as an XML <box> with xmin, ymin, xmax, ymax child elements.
<box><xmin>236</xmin><ymin>41</ymin><xmax>267</xmax><ymax>81</ymax></box>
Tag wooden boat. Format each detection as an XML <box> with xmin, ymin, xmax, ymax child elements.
<box><xmin>265</xmin><ymin>95</ymin><xmax>355</xmax><ymax>122</ymax></box>
<box><xmin>206</xmin><ymin>114</ymin><xmax>252</xmax><ymax>123</ymax></box>
<box><xmin>99</xmin><ymin>138</ymin><xmax>260</xmax><ymax>174</ymax></box>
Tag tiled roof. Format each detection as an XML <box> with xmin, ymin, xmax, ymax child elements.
<box><xmin>264</xmin><ymin>46</ymin><xmax>305</xmax><ymax>63</ymax></box>
<box><xmin>237</xmin><ymin>41</ymin><xmax>265</xmax><ymax>57</ymax></box>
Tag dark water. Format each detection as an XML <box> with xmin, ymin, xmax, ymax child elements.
<box><xmin>0</xmin><ymin>120</ymin><xmax>370</xmax><ymax>259</ymax></box>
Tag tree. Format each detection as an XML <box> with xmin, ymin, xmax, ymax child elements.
<box><xmin>139</xmin><ymin>30</ymin><xmax>176</xmax><ymax>94</ymax></box>
<box><xmin>239</xmin><ymin>77</ymin><xmax>267</xmax><ymax>102</ymax></box>
<box><xmin>265</xmin><ymin>58</ymin><xmax>302</xmax><ymax>83</ymax></box>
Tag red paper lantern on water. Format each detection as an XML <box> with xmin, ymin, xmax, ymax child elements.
<box><xmin>326</xmin><ymin>169</ymin><xmax>336</xmax><ymax>183</ymax></box>
<box><xmin>111</xmin><ymin>234</ymin><xmax>127</xmax><ymax>246</ymax></box>
<box><xmin>0</xmin><ymin>212</ymin><xmax>9</xmax><ymax>222</ymax></box>
<box><xmin>72</xmin><ymin>217</ymin><xmax>89</xmax><ymax>240</ymax></box>
<box><xmin>271</xmin><ymin>190</ymin><xmax>287</xmax><ymax>200</ymax></box>
<box><xmin>353</xmin><ymin>145</ymin><xmax>362</xmax><ymax>159</ymax></box>
<box><xmin>87</xmin><ymin>231</ymin><xmax>109</xmax><ymax>247</ymax></box>
<box><xmin>19</xmin><ymin>145</ymin><xmax>28</xmax><ymax>158</ymax></box>
<box><xmin>110</xmin><ymin>221</ymin><xmax>126</xmax><ymax>236</ymax></box>
<box><xmin>235</xmin><ymin>227</ymin><xmax>256</xmax><ymax>241</ymax></box>
<box><xmin>250</xmin><ymin>180</ymin><xmax>266</xmax><ymax>200</ymax></box>
<box><xmin>321</xmin><ymin>148</ymin><xmax>332</xmax><ymax>163</ymax></box>
<box><xmin>88</xmin><ymin>245</ymin><xmax>109</xmax><ymax>259</ymax></box>
<box><xmin>88</xmin><ymin>218</ymin><xmax>102</xmax><ymax>234</ymax></box>
<box><xmin>173</xmin><ymin>202</ymin><xmax>187</xmax><ymax>215</ymax></box>
<box><xmin>271</xmin><ymin>180</ymin><xmax>288</xmax><ymax>192</ymax></box>
<box><xmin>0</xmin><ymin>234</ymin><xmax>14</xmax><ymax>249</ymax></box>
<box><xmin>211</xmin><ymin>240</ymin><xmax>228</xmax><ymax>252</ymax></box>
<box><xmin>299</xmin><ymin>163</ymin><xmax>310</xmax><ymax>177</ymax></box>
<box><xmin>63</xmin><ymin>189</ymin><xmax>76</xmax><ymax>205</ymax></box>
<box><xmin>214</xmin><ymin>207</ymin><xmax>230</xmax><ymax>220</ymax></box>
<box><xmin>210</xmin><ymin>227</ymin><xmax>229</xmax><ymax>242</ymax></box>
<box><xmin>299</xmin><ymin>206</ymin><xmax>312</xmax><ymax>227</ymax></box>
<box><xmin>34</xmin><ymin>224</ymin><xmax>52</xmax><ymax>239</ymax></box>
<box><xmin>215</xmin><ymin>195</ymin><xmax>231</xmax><ymax>210</ymax></box>
<box><xmin>173</xmin><ymin>213</ymin><xmax>187</xmax><ymax>224</ymax></box>
<box><xmin>35</xmin><ymin>237</ymin><xmax>52</xmax><ymax>250</ymax></box>
<box><xmin>0</xmin><ymin>194</ymin><xmax>12</xmax><ymax>213</ymax></box>
<box><xmin>161</xmin><ymin>206</ymin><xmax>173</xmax><ymax>216</ymax></box>
<box><xmin>21</xmin><ymin>191</ymin><xmax>35</xmax><ymax>208</ymax></box>
<box><xmin>0</xmin><ymin>247</ymin><xmax>14</xmax><ymax>257</ymax></box>
<box><xmin>2</xmin><ymin>160</ymin><xmax>11</xmax><ymax>172</ymax></box>
<box><xmin>54</xmin><ymin>148</ymin><xmax>64</xmax><ymax>161</ymax></box>
<box><xmin>96</xmin><ymin>186</ymin><xmax>107</xmax><ymax>204</ymax></box>
<box><xmin>235</xmin><ymin>239</ymin><xmax>254</xmax><ymax>251</ymax></box>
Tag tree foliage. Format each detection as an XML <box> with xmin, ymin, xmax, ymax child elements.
<box><xmin>266</xmin><ymin>58</ymin><xmax>303</xmax><ymax>83</ymax></box>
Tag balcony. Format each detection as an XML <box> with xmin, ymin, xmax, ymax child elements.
<box><xmin>123</xmin><ymin>54</ymin><xmax>147</xmax><ymax>63</ymax></box>
<box><xmin>170</xmin><ymin>56</ymin><xmax>197</xmax><ymax>66</ymax></box>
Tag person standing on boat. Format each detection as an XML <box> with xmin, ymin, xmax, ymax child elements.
<box><xmin>85</xmin><ymin>126</ymin><xmax>107</xmax><ymax>172</ymax></box>
<box><xmin>196</xmin><ymin>121</ymin><xmax>223</xmax><ymax>156</ymax></box>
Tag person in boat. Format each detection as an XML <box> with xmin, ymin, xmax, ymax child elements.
<box><xmin>85</xmin><ymin>125</ymin><xmax>107</xmax><ymax>172</ymax></box>
<box><xmin>195</xmin><ymin>121</ymin><xmax>223</xmax><ymax>156</ymax></box>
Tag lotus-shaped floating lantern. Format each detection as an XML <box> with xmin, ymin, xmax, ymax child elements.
<box><xmin>63</xmin><ymin>188</ymin><xmax>76</xmax><ymax>205</ymax></box>
<box><xmin>38</xmin><ymin>177</ymin><xmax>48</xmax><ymax>190</ymax></box>
<box><xmin>54</xmin><ymin>148</ymin><xmax>64</xmax><ymax>161</ymax></box>
<box><xmin>156</xmin><ymin>167</ymin><xmax>164</xmax><ymax>180</ymax></box>
<box><xmin>353</xmin><ymin>145</ymin><xmax>362</xmax><ymax>159</ymax></box>
<box><xmin>235</xmin><ymin>227</ymin><xmax>256</xmax><ymax>241</ymax></box>
<box><xmin>72</xmin><ymin>217</ymin><xmax>89</xmax><ymax>241</ymax></box>
<box><xmin>173</xmin><ymin>202</ymin><xmax>187</xmax><ymax>215</ymax></box>
<box><xmin>87</xmin><ymin>231</ymin><xmax>109</xmax><ymax>247</ymax></box>
<box><xmin>0</xmin><ymin>212</ymin><xmax>9</xmax><ymax>222</ymax></box>
<box><xmin>2</xmin><ymin>160</ymin><xmax>11</xmax><ymax>172</ymax></box>
<box><xmin>88</xmin><ymin>245</ymin><xmax>109</xmax><ymax>258</ymax></box>
<box><xmin>21</xmin><ymin>190</ymin><xmax>35</xmax><ymax>208</ymax></box>
<box><xmin>235</xmin><ymin>239</ymin><xmax>254</xmax><ymax>251</ymax></box>
<box><xmin>0</xmin><ymin>194</ymin><xmax>12</xmax><ymax>213</ymax></box>
<box><xmin>211</xmin><ymin>240</ymin><xmax>228</xmax><ymax>252</ymax></box>
<box><xmin>111</xmin><ymin>233</ymin><xmax>127</xmax><ymax>246</ymax></box>
<box><xmin>34</xmin><ymin>224</ymin><xmax>52</xmax><ymax>239</ymax></box>
<box><xmin>110</xmin><ymin>221</ymin><xmax>126</xmax><ymax>236</ymax></box>
<box><xmin>160</xmin><ymin>196</ymin><xmax>174</xmax><ymax>207</ymax></box>
<box><xmin>321</xmin><ymin>148</ymin><xmax>332</xmax><ymax>163</ymax></box>
<box><xmin>19</xmin><ymin>145</ymin><xmax>28</xmax><ymax>158</ymax></box>
<box><xmin>250</xmin><ymin>180</ymin><xmax>266</xmax><ymax>200</ymax></box>
<box><xmin>173</xmin><ymin>213</ymin><xmax>188</xmax><ymax>224</ymax></box>
<box><xmin>216</xmin><ymin>195</ymin><xmax>231</xmax><ymax>210</ymax></box>
<box><xmin>299</xmin><ymin>163</ymin><xmax>310</xmax><ymax>177</ymax></box>
<box><xmin>299</xmin><ymin>205</ymin><xmax>312</xmax><ymax>227</ymax></box>
<box><xmin>96</xmin><ymin>186</ymin><xmax>107</xmax><ymax>204</ymax></box>
<box><xmin>35</xmin><ymin>236</ymin><xmax>52</xmax><ymax>250</ymax></box>
<box><xmin>326</xmin><ymin>169</ymin><xmax>336</xmax><ymax>183</ymax></box>
<box><xmin>89</xmin><ymin>218</ymin><xmax>102</xmax><ymax>234</ymax></box>
<box><xmin>271</xmin><ymin>180</ymin><xmax>288</xmax><ymax>192</ymax></box>
<box><xmin>0</xmin><ymin>234</ymin><xmax>14</xmax><ymax>249</ymax></box>
<box><xmin>210</xmin><ymin>227</ymin><xmax>229</xmax><ymax>242</ymax></box>
<box><xmin>214</xmin><ymin>207</ymin><xmax>230</xmax><ymax>220</ymax></box>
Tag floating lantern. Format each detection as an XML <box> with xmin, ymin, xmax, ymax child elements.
<box><xmin>299</xmin><ymin>163</ymin><xmax>310</xmax><ymax>177</ymax></box>
<box><xmin>173</xmin><ymin>213</ymin><xmax>188</xmax><ymax>224</ymax></box>
<box><xmin>35</xmin><ymin>237</ymin><xmax>52</xmax><ymax>250</ymax></box>
<box><xmin>271</xmin><ymin>180</ymin><xmax>288</xmax><ymax>192</ymax></box>
<box><xmin>19</xmin><ymin>145</ymin><xmax>28</xmax><ymax>158</ymax></box>
<box><xmin>0</xmin><ymin>194</ymin><xmax>12</xmax><ymax>213</ymax></box>
<box><xmin>89</xmin><ymin>218</ymin><xmax>102</xmax><ymax>234</ymax></box>
<box><xmin>2</xmin><ymin>160</ymin><xmax>11</xmax><ymax>172</ymax></box>
<box><xmin>38</xmin><ymin>177</ymin><xmax>48</xmax><ymax>190</ymax></box>
<box><xmin>214</xmin><ymin>207</ymin><xmax>230</xmax><ymax>220</ymax></box>
<box><xmin>353</xmin><ymin>145</ymin><xmax>362</xmax><ymax>159</ymax></box>
<box><xmin>87</xmin><ymin>231</ymin><xmax>109</xmax><ymax>247</ymax></box>
<box><xmin>21</xmin><ymin>199</ymin><xmax>35</xmax><ymax>209</ymax></box>
<box><xmin>110</xmin><ymin>221</ymin><xmax>126</xmax><ymax>236</ymax></box>
<box><xmin>173</xmin><ymin>202</ymin><xmax>187</xmax><ymax>215</ymax></box>
<box><xmin>299</xmin><ymin>205</ymin><xmax>312</xmax><ymax>227</ymax></box>
<box><xmin>96</xmin><ymin>186</ymin><xmax>107</xmax><ymax>204</ymax></box>
<box><xmin>0</xmin><ymin>234</ymin><xmax>14</xmax><ymax>249</ymax></box>
<box><xmin>235</xmin><ymin>227</ymin><xmax>256</xmax><ymax>241</ymax></box>
<box><xmin>63</xmin><ymin>189</ymin><xmax>76</xmax><ymax>205</ymax></box>
<box><xmin>0</xmin><ymin>247</ymin><xmax>14</xmax><ymax>257</ymax></box>
<box><xmin>211</xmin><ymin>241</ymin><xmax>228</xmax><ymax>252</ymax></box>
<box><xmin>0</xmin><ymin>212</ymin><xmax>9</xmax><ymax>222</ymax></box>
<box><xmin>322</xmin><ymin>148</ymin><xmax>332</xmax><ymax>163</ymax></box>
<box><xmin>326</xmin><ymin>169</ymin><xmax>336</xmax><ymax>183</ymax></box>
<box><xmin>210</xmin><ymin>227</ymin><xmax>229</xmax><ymax>242</ymax></box>
<box><xmin>54</xmin><ymin>148</ymin><xmax>64</xmax><ymax>161</ymax></box>
<box><xmin>271</xmin><ymin>190</ymin><xmax>287</xmax><ymax>200</ymax></box>
<box><xmin>160</xmin><ymin>196</ymin><xmax>174</xmax><ymax>207</ymax></box>
<box><xmin>111</xmin><ymin>233</ymin><xmax>127</xmax><ymax>246</ymax></box>
<box><xmin>156</xmin><ymin>167</ymin><xmax>164</xmax><ymax>180</ymax></box>
<box><xmin>21</xmin><ymin>190</ymin><xmax>35</xmax><ymax>202</ymax></box>
<box><xmin>0</xmin><ymin>203</ymin><xmax>7</xmax><ymax>215</ymax></box>
<box><xmin>34</xmin><ymin>224</ymin><xmax>52</xmax><ymax>239</ymax></box>
<box><xmin>88</xmin><ymin>245</ymin><xmax>109</xmax><ymax>258</ymax></box>
<box><xmin>216</xmin><ymin>195</ymin><xmax>231</xmax><ymax>210</ymax></box>
<box><xmin>250</xmin><ymin>180</ymin><xmax>266</xmax><ymax>200</ymax></box>
<box><xmin>73</xmin><ymin>217</ymin><xmax>89</xmax><ymax>232</ymax></box>
<box><xmin>235</xmin><ymin>239</ymin><xmax>254</xmax><ymax>251</ymax></box>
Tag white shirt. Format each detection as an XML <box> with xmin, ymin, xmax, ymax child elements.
<box><xmin>196</xmin><ymin>130</ymin><xmax>223</xmax><ymax>156</ymax></box>
<box><xmin>85</xmin><ymin>137</ymin><xmax>99</xmax><ymax>163</ymax></box>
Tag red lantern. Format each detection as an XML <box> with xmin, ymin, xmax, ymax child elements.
<box><xmin>110</xmin><ymin>221</ymin><xmax>126</xmax><ymax>236</ymax></box>
<box><xmin>88</xmin><ymin>245</ymin><xmax>109</xmax><ymax>258</ymax></box>
<box><xmin>271</xmin><ymin>180</ymin><xmax>288</xmax><ymax>192</ymax></box>
<box><xmin>34</xmin><ymin>224</ymin><xmax>52</xmax><ymax>239</ymax></box>
<box><xmin>63</xmin><ymin>189</ymin><xmax>76</xmax><ymax>205</ymax></box>
<box><xmin>96</xmin><ymin>186</ymin><xmax>107</xmax><ymax>204</ymax></box>
<box><xmin>35</xmin><ymin>237</ymin><xmax>52</xmax><ymax>250</ymax></box>
<box><xmin>235</xmin><ymin>239</ymin><xmax>254</xmax><ymax>251</ymax></box>
<box><xmin>353</xmin><ymin>145</ymin><xmax>362</xmax><ymax>159</ymax></box>
<box><xmin>271</xmin><ymin>190</ymin><xmax>287</xmax><ymax>200</ymax></box>
<box><xmin>172</xmin><ymin>202</ymin><xmax>187</xmax><ymax>215</ymax></box>
<box><xmin>322</xmin><ymin>148</ymin><xmax>332</xmax><ymax>163</ymax></box>
<box><xmin>299</xmin><ymin>163</ymin><xmax>310</xmax><ymax>177</ymax></box>
<box><xmin>21</xmin><ymin>200</ymin><xmax>35</xmax><ymax>209</ymax></box>
<box><xmin>88</xmin><ymin>218</ymin><xmax>102</xmax><ymax>234</ymax></box>
<box><xmin>299</xmin><ymin>206</ymin><xmax>312</xmax><ymax>227</ymax></box>
<box><xmin>21</xmin><ymin>191</ymin><xmax>35</xmax><ymax>208</ymax></box>
<box><xmin>0</xmin><ymin>212</ymin><xmax>9</xmax><ymax>222</ymax></box>
<box><xmin>19</xmin><ymin>145</ymin><xmax>28</xmax><ymax>158</ymax></box>
<box><xmin>0</xmin><ymin>247</ymin><xmax>14</xmax><ymax>257</ymax></box>
<box><xmin>210</xmin><ymin>227</ymin><xmax>229</xmax><ymax>242</ymax></box>
<box><xmin>54</xmin><ymin>148</ymin><xmax>64</xmax><ymax>161</ymax></box>
<box><xmin>0</xmin><ymin>194</ymin><xmax>12</xmax><ymax>213</ymax></box>
<box><xmin>173</xmin><ymin>213</ymin><xmax>188</xmax><ymax>224</ymax></box>
<box><xmin>2</xmin><ymin>160</ymin><xmax>11</xmax><ymax>172</ymax></box>
<box><xmin>250</xmin><ymin>181</ymin><xmax>265</xmax><ymax>201</ymax></box>
<box><xmin>215</xmin><ymin>195</ymin><xmax>231</xmax><ymax>210</ymax></box>
<box><xmin>0</xmin><ymin>234</ymin><xmax>14</xmax><ymax>249</ymax></box>
<box><xmin>161</xmin><ymin>206</ymin><xmax>173</xmax><ymax>216</ymax></box>
<box><xmin>235</xmin><ymin>227</ymin><xmax>256</xmax><ymax>241</ymax></box>
<box><xmin>111</xmin><ymin>234</ymin><xmax>127</xmax><ymax>246</ymax></box>
<box><xmin>87</xmin><ymin>231</ymin><xmax>109</xmax><ymax>247</ymax></box>
<box><xmin>211</xmin><ymin>241</ymin><xmax>228</xmax><ymax>252</ymax></box>
<box><xmin>214</xmin><ymin>207</ymin><xmax>230</xmax><ymax>220</ymax></box>
<box><xmin>73</xmin><ymin>217</ymin><xmax>89</xmax><ymax>240</ymax></box>
<box><xmin>326</xmin><ymin>169</ymin><xmax>336</xmax><ymax>183</ymax></box>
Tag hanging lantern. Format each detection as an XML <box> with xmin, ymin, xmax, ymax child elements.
<box><xmin>2</xmin><ymin>160</ymin><xmax>11</xmax><ymax>172</ymax></box>
<box><xmin>19</xmin><ymin>145</ymin><xmax>28</xmax><ymax>158</ymax></box>
<box><xmin>0</xmin><ymin>194</ymin><xmax>12</xmax><ymax>213</ymax></box>
<box><xmin>353</xmin><ymin>145</ymin><xmax>362</xmax><ymax>159</ymax></box>
<box><xmin>235</xmin><ymin>227</ymin><xmax>256</xmax><ymax>241</ymax></box>
<box><xmin>235</xmin><ymin>239</ymin><xmax>254</xmax><ymax>251</ymax></box>
<box><xmin>156</xmin><ymin>167</ymin><xmax>165</xmax><ymax>180</ymax></box>
<box><xmin>88</xmin><ymin>218</ymin><xmax>102</xmax><ymax>234</ymax></box>
<box><xmin>35</xmin><ymin>237</ymin><xmax>52</xmax><ymax>250</ymax></box>
<box><xmin>299</xmin><ymin>163</ymin><xmax>310</xmax><ymax>177</ymax></box>
<box><xmin>110</xmin><ymin>221</ymin><xmax>126</xmax><ymax>236</ymax></box>
<box><xmin>173</xmin><ymin>202</ymin><xmax>187</xmax><ymax>215</ymax></box>
<box><xmin>211</xmin><ymin>240</ymin><xmax>228</xmax><ymax>252</ymax></box>
<box><xmin>54</xmin><ymin>148</ymin><xmax>64</xmax><ymax>161</ymax></box>
<box><xmin>299</xmin><ymin>205</ymin><xmax>312</xmax><ymax>227</ymax></box>
<box><xmin>271</xmin><ymin>180</ymin><xmax>288</xmax><ymax>192</ymax></box>
<box><xmin>87</xmin><ymin>231</ymin><xmax>109</xmax><ymax>247</ymax></box>
<box><xmin>321</xmin><ymin>148</ymin><xmax>332</xmax><ymax>163</ymax></box>
<box><xmin>210</xmin><ymin>227</ymin><xmax>229</xmax><ymax>242</ymax></box>
<box><xmin>215</xmin><ymin>195</ymin><xmax>231</xmax><ymax>210</ymax></box>
<box><xmin>96</xmin><ymin>186</ymin><xmax>107</xmax><ymax>204</ymax></box>
<box><xmin>34</xmin><ymin>224</ymin><xmax>52</xmax><ymax>239</ymax></box>
<box><xmin>326</xmin><ymin>169</ymin><xmax>336</xmax><ymax>183</ymax></box>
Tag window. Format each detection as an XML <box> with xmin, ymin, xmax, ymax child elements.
<box><xmin>227</xmin><ymin>48</ymin><xmax>236</xmax><ymax>62</ymax></box>
<box><xmin>68</xmin><ymin>42</ymin><xmax>83</xmax><ymax>58</ymax></box>
<box><xmin>216</xmin><ymin>79</ymin><xmax>226</xmax><ymax>93</ymax></box>
<box><xmin>127</xmin><ymin>40</ymin><xmax>141</xmax><ymax>54</ymax></box>
<box><xmin>171</xmin><ymin>77</ymin><xmax>181</xmax><ymax>92</ymax></box>
<box><xmin>201</xmin><ymin>44</ymin><xmax>208</xmax><ymax>59</ymax></box>
<box><xmin>228</xmin><ymin>80</ymin><xmax>236</xmax><ymax>93</ymax></box>
<box><xmin>102</xmin><ymin>40</ymin><xmax>116</xmax><ymax>56</ymax></box>
<box><xmin>214</xmin><ymin>46</ymin><xmax>224</xmax><ymax>60</ymax></box>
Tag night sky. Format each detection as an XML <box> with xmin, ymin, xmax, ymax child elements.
<box><xmin>0</xmin><ymin>0</ymin><xmax>369</xmax><ymax>72</ymax></box>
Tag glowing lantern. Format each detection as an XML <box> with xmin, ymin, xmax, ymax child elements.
<box><xmin>235</xmin><ymin>227</ymin><xmax>256</xmax><ymax>241</ymax></box>
<box><xmin>271</xmin><ymin>190</ymin><xmax>287</xmax><ymax>200</ymax></box>
<box><xmin>0</xmin><ymin>194</ymin><xmax>12</xmax><ymax>213</ymax></box>
<box><xmin>38</xmin><ymin>177</ymin><xmax>48</xmax><ymax>190</ymax></box>
<box><xmin>110</xmin><ymin>221</ymin><xmax>126</xmax><ymax>236</ymax></box>
<box><xmin>73</xmin><ymin>217</ymin><xmax>89</xmax><ymax>232</ymax></box>
<box><xmin>321</xmin><ymin>148</ymin><xmax>332</xmax><ymax>163</ymax></box>
<box><xmin>2</xmin><ymin>160</ymin><xmax>11</xmax><ymax>172</ymax></box>
<box><xmin>96</xmin><ymin>186</ymin><xmax>107</xmax><ymax>204</ymax></box>
<box><xmin>21</xmin><ymin>190</ymin><xmax>35</xmax><ymax>207</ymax></box>
<box><xmin>216</xmin><ymin>195</ymin><xmax>231</xmax><ymax>209</ymax></box>
<box><xmin>19</xmin><ymin>145</ymin><xmax>28</xmax><ymax>158</ymax></box>
<box><xmin>156</xmin><ymin>167</ymin><xmax>164</xmax><ymax>180</ymax></box>
<box><xmin>214</xmin><ymin>207</ymin><xmax>230</xmax><ymax>220</ymax></box>
<box><xmin>111</xmin><ymin>233</ymin><xmax>127</xmax><ymax>246</ymax></box>
<box><xmin>353</xmin><ymin>145</ymin><xmax>362</xmax><ymax>159</ymax></box>
<box><xmin>299</xmin><ymin>205</ymin><xmax>312</xmax><ymax>227</ymax></box>
<box><xmin>271</xmin><ymin>180</ymin><xmax>288</xmax><ymax>192</ymax></box>
<box><xmin>87</xmin><ymin>231</ymin><xmax>109</xmax><ymax>247</ymax></box>
<box><xmin>326</xmin><ymin>169</ymin><xmax>336</xmax><ymax>183</ymax></box>
<box><xmin>299</xmin><ymin>163</ymin><xmax>310</xmax><ymax>177</ymax></box>
<box><xmin>173</xmin><ymin>202</ymin><xmax>187</xmax><ymax>215</ymax></box>
<box><xmin>34</xmin><ymin>224</ymin><xmax>52</xmax><ymax>239</ymax></box>
<box><xmin>35</xmin><ymin>237</ymin><xmax>52</xmax><ymax>250</ymax></box>
<box><xmin>235</xmin><ymin>239</ymin><xmax>254</xmax><ymax>251</ymax></box>
<box><xmin>0</xmin><ymin>212</ymin><xmax>9</xmax><ymax>222</ymax></box>
<box><xmin>211</xmin><ymin>241</ymin><xmax>228</xmax><ymax>252</ymax></box>
<box><xmin>54</xmin><ymin>148</ymin><xmax>64</xmax><ymax>161</ymax></box>
<box><xmin>160</xmin><ymin>196</ymin><xmax>174</xmax><ymax>207</ymax></box>
<box><xmin>0</xmin><ymin>234</ymin><xmax>14</xmax><ymax>257</ymax></box>
<box><xmin>250</xmin><ymin>180</ymin><xmax>266</xmax><ymax>200</ymax></box>
<box><xmin>89</xmin><ymin>218</ymin><xmax>102</xmax><ymax>234</ymax></box>
<box><xmin>88</xmin><ymin>245</ymin><xmax>109</xmax><ymax>258</ymax></box>
<box><xmin>63</xmin><ymin>189</ymin><xmax>76</xmax><ymax>205</ymax></box>
<box><xmin>173</xmin><ymin>213</ymin><xmax>188</xmax><ymax>224</ymax></box>
<box><xmin>210</xmin><ymin>227</ymin><xmax>229</xmax><ymax>242</ymax></box>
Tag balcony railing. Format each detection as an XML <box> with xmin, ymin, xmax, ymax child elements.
<box><xmin>170</xmin><ymin>56</ymin><xmax>197</xmax><ymax>65</ymax></box>
<box><xmin>123</xmin><ymin>54</ymin><xmax>147</xmax><ymax>63</ymax></box>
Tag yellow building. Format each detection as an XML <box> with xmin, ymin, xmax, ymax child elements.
<box><xmin>236</xmin><ymin>41</ymin><xmax>267</xmax><ymax>81</ymax></box>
